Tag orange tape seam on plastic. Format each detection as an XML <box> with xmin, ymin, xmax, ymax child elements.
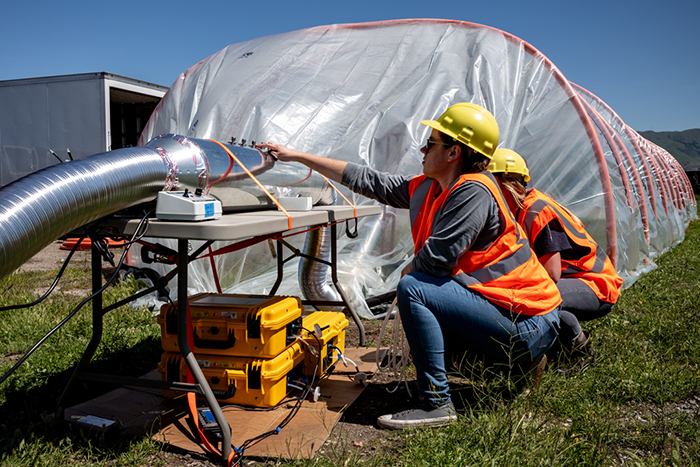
<box><xmin>208</xmin><ymin>139</ymin><xmax>293</xmax><ymax>230</ymax></box>
<box><xmin>207</xmin><ymin>245</ymin><xmax>223</xmax><ymax>293</ymax></box>
<box><xmin>318</xmin><ymin>173</ymin><xmax>357</xmax><ymax>219</ymax></box>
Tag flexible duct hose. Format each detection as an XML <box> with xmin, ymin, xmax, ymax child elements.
<box><xmin>0</xmin><ymin>134</ymin><xmax>264</xmax><ymax>280</ymax></box>
<box><xmin>299</xmin><ymin>224</ymin><xmax>342</xmax><ymax>310</ymax></box>
<box><xmin>0</xmin><ymin>147</ymin><xmax>169</xmax><ymax>279</ymax></box>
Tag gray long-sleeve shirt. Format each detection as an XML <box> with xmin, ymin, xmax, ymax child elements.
<box><xmin>341</xmin><ymin>162</ymin><xmax>504</xmax><ymax>278</ymax></box>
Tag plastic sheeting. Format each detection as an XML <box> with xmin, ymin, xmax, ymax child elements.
<box><xmin>137</xmin><ymin>19</ymin><xmax>696</xmax><ymax>317</ymax></box>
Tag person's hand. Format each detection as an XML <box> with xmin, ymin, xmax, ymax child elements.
<box><xmin>255</xmin><ymin>142</ymin><xmax>298</xmax><ymax>162</ymax></box>
<box><xmin>254</xmin><ymin>142</ymin><xmax>347</xmax><ymax>182</ymax></box>
<box><xmin>401</xmin><ymin>262</ymin><xmax>414</xmax><ymax>277</ymax></box>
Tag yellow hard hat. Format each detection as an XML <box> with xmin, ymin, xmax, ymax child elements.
<box><xmin>421</xmin><ymin>103</ymin><xmax>499</xmax><ymax>158</ymax></box>
<box><xmin>488</xmin><ymin>148</ymin><xmax>531</xmax><ymax>182</ymax></box>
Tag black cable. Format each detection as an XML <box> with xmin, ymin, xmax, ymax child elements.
<box><xmin>218</xmin><ymin>394</ymin><xmax>307</xmax><ymax>412</ymax></box>
<box><xmin>0</xmin><ymin>234</ymin><xmax>87</xmax><ymax>312</ymax></box>
<box><xmin>0</xmin><ymin>210</ymin><xmax>153</xmax><ymax>387</ymax></box>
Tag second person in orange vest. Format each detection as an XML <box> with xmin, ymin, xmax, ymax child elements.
<box><xmin>257</xmin><ymin>103</ymin><xmax>562</xmax><ymax>430</ymax></box>
<box><xmin>489</xmin><ymin>148</ymin><xmax>623</xmax><ymax>357</ymax></box>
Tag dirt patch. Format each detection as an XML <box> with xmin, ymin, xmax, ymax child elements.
<box><xmin>17</xmin><ymin>240</ymin><xmax>92</xmax><ymax>273</ymax></box>
<box><xmin>0</xmin><ymin>353</ymin><xmax>23</xmax><ymax>366</ymax></box>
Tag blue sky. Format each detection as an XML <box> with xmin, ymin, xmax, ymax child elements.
<box><xmin>2</xmin><ymin>0</ymin><xmax>698</xmax><ymax>132</ymax></box>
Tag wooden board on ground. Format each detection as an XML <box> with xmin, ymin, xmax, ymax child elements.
<box><xmin>64</xmin><ymin>347</ymin><xmax>381</xmax><ymax>459</ymax></box>
<box><xmin>156</xmin><ymin>372</ymin><xmax>366</xmax><ymax>458</ymax></box>
<box><xmin>64</xmin><ymin>370</ymin><xmax>186</xmax><ymax>436</ymax></box>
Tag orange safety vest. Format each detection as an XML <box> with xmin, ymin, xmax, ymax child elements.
<box><xmin>517</xmin><ymin>189</ymin><xmax>622</xmax><ymax>304</ymax></box>
<box><xmin>408</xmin><ymin>172</ymin><xmax>561</xmax><ymax>316</ymax></box>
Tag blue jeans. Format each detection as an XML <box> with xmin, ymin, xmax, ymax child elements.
<box><xmin>397</xmin><ymin>272</ymin><xmax>560</xmax><ymax>407</ymax></box>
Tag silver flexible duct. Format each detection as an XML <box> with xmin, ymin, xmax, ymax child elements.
<box><xmin>0</xmin><ymin>135</ymin><xmax>264</xmax><ymax>279</ymax></box>
<box><xmin>0</xmin><ymin>133</ymin><xmax>344</xmax><ymax>311</ymax></box>
<box><xmin>298</xmin><ymin>189</ymin><xmax>342</xmax><ymax>310</ymax></box>
<box><xmin>0</xmin><ymin>147</ymin><xmax>169</xmax><ymax>280</ymax></box>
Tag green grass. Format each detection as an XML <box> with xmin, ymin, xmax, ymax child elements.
<box><xmin>1</xmin><ymin>203</ymin><xmax>700</xmax><ymax>466</ymax></box>
<box><xmin>0</xmin><ymin>267</ymin><xmax>164</xmax><ymax>467</ymax></box>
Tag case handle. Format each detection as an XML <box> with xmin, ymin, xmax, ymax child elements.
<box><xmin>192</xmin><ymin>327</ymin><xmax>237</xmax><ymax>350</ymax></box>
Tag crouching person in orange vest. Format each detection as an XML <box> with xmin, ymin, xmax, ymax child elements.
<box><xmin>257</xmin><ymin>103</ymin><xmax>561</xmax><ymax>430</ymax></box>
<box><xmin>489</xmin><ymin>148</ymin><xmax>623</xmax><ymax>358</ymax></box>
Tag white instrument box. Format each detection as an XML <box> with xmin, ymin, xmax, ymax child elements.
<box><xmin>156</xmin><ymin>190</ymin><xmax>222</xmax><ymax>221</ymax></box>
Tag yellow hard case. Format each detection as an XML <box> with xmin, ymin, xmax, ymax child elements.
<box><xmin>300</xmin><ymin>311</ymin><xmax>349</xmax><ymax>377</ymax></box>
<box><xmin>158</xmin><ymin>293</ymin><xmax>302</xmax><ymax>358</ymax></box>
<box><xmin>158</xmin><ymin>341</ymin><xmax>306</xmax><ymax>408</ymax></box>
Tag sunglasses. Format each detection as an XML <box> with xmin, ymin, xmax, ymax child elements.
<box><xmin>425</xmin><ymin>138</ymin><xmax>454</xmax><ymax>151</ymax></box>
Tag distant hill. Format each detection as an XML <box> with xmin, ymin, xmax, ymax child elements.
<box><xmin>639</xmin><ymin>129</ymin><xmax>700</xmax><ymax>171</ymax></box>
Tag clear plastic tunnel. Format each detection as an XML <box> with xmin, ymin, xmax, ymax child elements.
<box><xmin>137</xmin><ymin>19</ymin><xmax>696</xmax><ymax>316</ymax></box>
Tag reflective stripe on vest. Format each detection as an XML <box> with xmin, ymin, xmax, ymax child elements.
<box><xmin>562</xmin><ymin>245</ymin><xmax>607</xmax><ymax>276</ymax></box>
<box><xmin>467</xmin><ymin>234</ymin><xmax>532</xmax><ymax>283</ymax></box>
<box><xmin>523</xmin><ymin>199</ymin><xmax>587</xmax><ymax>243</ymax></box>
<box><xmin>409</xmin><ymin>177</ymin><xmax>433</xmax><ymax>227</ymax></box>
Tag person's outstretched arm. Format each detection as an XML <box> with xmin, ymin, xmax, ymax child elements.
<box><xmin>256</xmin><ymin>142</ymin><xmax>347</xmax><ymax>183</ymax></box>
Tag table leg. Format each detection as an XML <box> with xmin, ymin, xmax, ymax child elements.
<box><xmin>176</xmin><ymin>239</ymin><xmax>232</xmax><ymax>463</ymax></box>
<box><xmin>270</xmin><ymin>239</ymin><xmax>285</xmax><ymax>294</ymax></box>
<box><xmin>57</xmin><ymin>242</ymin><xmax>104</xmax><ymax>410</ymax></box>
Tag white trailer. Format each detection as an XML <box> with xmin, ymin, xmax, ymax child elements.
<box><xmin>0</xmin><ymin>72</ymin><xmax>168</xmax><ymax>186</ymax></box>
